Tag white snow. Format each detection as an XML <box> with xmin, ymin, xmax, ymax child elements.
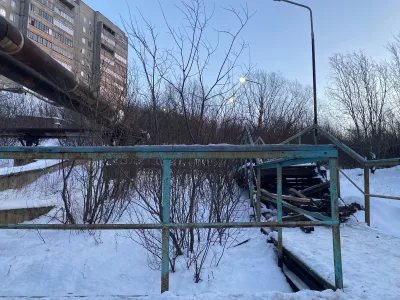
<box><xmin>0</xmin><ymin>170</ymin><xmax>292</xmax><ymax>297</ymax></box>
<box><xmin>339</xmin><ymin>166</ymin><xmax>400</xmax><ymax>237</ymax></box>
<box><xmin>272</xmin><ymin>223</ymin><xmax>400</xmax><ymax>300</ymax></box>
<box><xmin>268</xmin><ymin>165</ymin><xmax>400</xmax><ymax>300</ymax></box>
<box><xmin>0</xmin><ymin>164</ymin><xmax>399</xmax><ymax>299</ymax></box>
<box><xmin>0</xmin><ymin>221</ymin><xmax>292</xmax><ymax>296</ymax></box>
<box><xmin>0</xmin><ymin>159</ymin><xmax>61</xmax><ymax>176</ymax></box>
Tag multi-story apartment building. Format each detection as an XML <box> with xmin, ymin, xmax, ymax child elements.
<box><xmin>0</xmin><ymin>0</ymin><xmax>128</xmax><ymax>102</ymax></box>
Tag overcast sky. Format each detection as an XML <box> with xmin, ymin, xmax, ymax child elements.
<box><xmin>84</xmin><ymin>0</ymin><xmax>400</xmax><ymax>100</ymax></box>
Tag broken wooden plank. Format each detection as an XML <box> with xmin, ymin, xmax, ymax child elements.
<box><xmin>259</xmin><ymin>188</ymin><xmax>311</xmax><ymax>203</ymax></box>
<box><xmin>299</xmin><ymin>181</ymin><xmax>330</xmax><ymax>196</ymax></box>
<box><xmin>289</xmin><ymin>188</ymin><xmax>309</xmax><ymax>199</ymax></box>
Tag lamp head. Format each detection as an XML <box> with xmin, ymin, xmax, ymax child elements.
<box><xmin>239</xmin><ymin>77</ymin><xmax>248</xmax><ymax>84</ymax></box>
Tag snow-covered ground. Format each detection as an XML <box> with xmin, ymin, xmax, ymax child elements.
<box><xmin>0</xmin><ymin>163</ymin><xmax>399</xmax><ymax>298</ymax></box>
<box><xmin>0</xmin><ymin>168</ymin><xmax>293</xmax><ymax>297</ymax></box>
<box><xmin>0</xmin><ymin>159</ymin><xmax>62</xmax><ymax>176</ymax></box>
<box><xmin>0</xmin><ymin>139</ymin><xmax>61</xmax><ymax>176</ymax></box>
<box><xmin>274</xmin><ymin>223</ymin><xmax>400</xmax><ymax>300</ymax></box>
<box><xmin>339</xmin><ymin>166</ymin><xmax>400</xmax><ymax>237</ymax></box>
<box><xmin>0</xmin><ymin>168</ymin><xmax>60</xmax><ymax>209</ymax></box>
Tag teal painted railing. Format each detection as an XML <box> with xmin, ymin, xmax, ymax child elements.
<box><xmin>0</xmin><ymin>144</ymin><xmax>343</xmax><ymax>292</ymax></box>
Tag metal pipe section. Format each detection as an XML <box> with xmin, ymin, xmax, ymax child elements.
<box><xmin>0</xmin><ymin>16</ymin><xmax>120</xmax><ymax>130</ymax></box>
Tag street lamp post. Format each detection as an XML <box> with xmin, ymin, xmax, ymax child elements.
<box><xmin>273</xmin><ymin>0</ymin><xmax>318</xmax><ymax>144</ymax></box>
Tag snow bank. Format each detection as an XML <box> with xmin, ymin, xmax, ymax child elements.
<box><xmin>0</xmin><ymin>159</ymin><xmax>61</xmax><ymax>176</ymax></box>
<box><xmin>339</xmin><ymin>166</ymin><xmax>400</xmax><ymax>237</ymax></box>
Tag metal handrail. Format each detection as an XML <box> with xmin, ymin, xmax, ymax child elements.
<box><xmin>281</xmin><ymin>123</ymin><xmax>400</xmax><ymax>227</ymax></box>
<box><xmin>0</xmin><ymin>144</ymin><xmax>343</xmax><ymax>292</ymax></box>
<box><xmin>280</xmin><ymin>125</ymin><xmax>314</xmax><ymax>144</ymax></box>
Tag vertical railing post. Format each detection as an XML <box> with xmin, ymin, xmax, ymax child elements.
<box><xmin>246</xmin><ymin>159</ymin><xmax>254</xmax><ymax>208</ymax></box>
<box><xmin>329</xmin><ymin>158</ymin><xmax>344</xmax><ymax>290</ymax></box>
<box><xmin>249</xmin><ymin>181</ymin><xmax>254</xmax><ymax>208</ymax></box>
<box><xmin>161</xmin><ymin>159</ymin><xmax>171</xmax><ymax>293</ymax></box>
<box><xmin>256</xmin><ymin>166</ymin><xmax>261</xmax><ymax>222</ymax></box>
<box><xmin>337</xmin><ymin>157</ymin><xmax>341</xmax><ymax>198</ymax></box>
<box><xmin>298</xmin><ymin>135</ymin><xmax>302</xmax><ymax>145</ymax></box>
<box><xmin>277</xmin><ymin>164</ymin><xmax>283</xmax><ymax>268</ymax></box>
<box><xmin>364</xmin><ymin>165</ymin><xmax>370</xmax><ymax>226</ymax></box>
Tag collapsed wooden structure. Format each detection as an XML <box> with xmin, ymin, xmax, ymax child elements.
<box><xmin>236</xmin><ymin>129</ymin><xmax>359</xmax><ymax>232</ymax></box>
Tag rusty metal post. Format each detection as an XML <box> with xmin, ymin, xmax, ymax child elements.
<box><xmin>161</xmin><ymin>159</ymin><xmax>171</xmax><ymax>293</ymax></box>
<box><xmin>337</xmin><ymin>157</ymin><xmax>341</xmax><ymax>198</ymax></box>
<box><xmin>329</xmin><ymin>158</ymin><xmax>343</xmax><ymax>289</ymax></box>
<box><xmin>364</xmin><ymin>166</ymin><xmax>370</xmax><ymax>226</ymax></box>
<box><xmin>249</xmin><ymin>181</ymin><xmax>254</xmax><ymax>208</ymax></box>
<box><xmin>256</xmin><ymin>166</ymin><xmax>261</xmax><ymax>222</ymax></box>
<box><xmin>277</xmin><ymin>163</ymin><xmax>283</xmax><ymax>268</ymax></box>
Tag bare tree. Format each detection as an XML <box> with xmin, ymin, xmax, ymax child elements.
<box><xmin>326</xmin><ymin>51</ymin><xmax>392</xmax><ymax>156</ymax></box>
<box><xmin>241</xmin><ymin>70</ymin><xmax>312</xmax><ymax>142</ymax></box>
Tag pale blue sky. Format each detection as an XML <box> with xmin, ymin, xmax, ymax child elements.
<box><xmin>84</xmin><ymin>0</ymin><xmax>400</xmax><ymax>99</ymax></box>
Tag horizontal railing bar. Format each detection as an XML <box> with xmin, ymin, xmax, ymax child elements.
<box><xmin>339</xmin><ymin>169</ymin><xmax>365</xmax><ymax>195</ymax></box>
<box><xmin>0</xmin><ymin>144</ymin><xmax>338</xmax><ymax>153</ymax></box>
<box><xmin>365</xmin><ymin>158</ymin><xmax>400</xmax><ymax>167</ymax></box>
<box><xmin>0</xmin><ymin>145</ymin><xmax>338</xmax><ymax>160</ymax></box>
<box><xmin>0</xmin><ymin>221</ymin><xmax>337</xmax><ymax>230</ymax></box>
<box><xmin>280</xmin><ymin>125</ymin><xmax>315</xmax><ymax>144</ymax></box>
<box><xmin>367</xmin><ymin>194</ymin><xmax>400</xmax><ymax>201</ymax></box>
<box><xmin>315</xmin><ymin>125</ymin><xmax>366</xmax><ymax>164</ymax></box>
<box><xmin>258</xmin><ymin>157</ymin><xmax>325</xmax><ymax>170</ymax></box>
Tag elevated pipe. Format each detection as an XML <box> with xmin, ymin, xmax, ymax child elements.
<box><xmin>0</xmin><ymin>16</ymin><xmax>121</xmax><ymax>131</ymax></box>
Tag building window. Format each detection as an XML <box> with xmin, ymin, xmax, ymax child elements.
<box><xmin>11</xmin><ymin>1</ymin><xmax>16</xmax><ymax>8</ymax></box>
<box><xmin>115</xmin><ymin>53</ymin><xmax>127</xmax><ymax>65</ymax></box>
<box><xmin>81</xmin><ymin>59</ymin><xmax>85</xmax><ymax>65</ymax></box>
<box><xmin>30</xmin><ymin>3</ymin><xmax>54</xmax><ymax>23</ymax></box>
<box><xmin>88</xmin><ymin>41</ymin><xmax>92</xmax><ymax>48</ymax></box>
<box><xmin>83</xmin><ymin>16</ymin><xmax>87</xmax><ymax>23</ymax></box>
<box><xmin>0</xmin><ymin>8</ymin><xmax>5</xmax><ymax>17</ymax></box>
<box><xmin>101</xmin><ymin>33</ymin><xmax>116</xmax><ymax>47</ymax></box>
<box><xmin>53</xmin><ymin>31</ymin><xmax>73</xmax><ymax>47</ymax></box>
<box><xmin>52</xmin><ymin>43</ymin><xmax>73</xmax><ymax>59</ymax></box>
<box><xmin>29</xmin><ymin>17</ymin><xmax>53</xmax><ymax>36</ymax></box>
<box><xmin>83</xmin><ymin>27</ymin><xmax>86</xmax><ymax>33</ymax></box>
<box><xmin>27</xmin><ymin>30</ymin><xmax>52</xmax><ymax>49</ymax></box>
<box><xmin>89</xmin><ymin>21</ymin><xmax>92</xmax><ymax>26</ymax></box>
<box><xmin>81</xmin><ymin>71</ymin><xmax>84</xmax><ymax>77</ymax></box>
<box><xmin>82</xmin><ymin>38</ymin><xmax>86</xmax><ymax>44</ymax></box>
<box><xmin>53</xmin><ymin>19</ymin><xmax>74</xmax><ymax>36</ymax></box>
<box><xmin>89</xmin><ymin>31</ymin><xmax>92</xmax><ymax>37</ymax></box>
<box><xmin>81</xmin><ymin>48</ymin><xmax>85</xmax><ymax>54</ymax></box>
<box><xmin>54</xmin><ymin>5</ymin><xmax>74</xmax><ymax>24</ymax></box>
<box><xmin>35</xmin><ymin>0</ymin><xmax>53</xmax><ymax>11</ymax></box>
<box><xmin>9</xmin><ymin>13</ymin><xmax>15</xmax><ymax>22</ymax></box>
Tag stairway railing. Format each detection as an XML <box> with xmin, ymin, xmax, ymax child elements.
<box><xmin>280</xmin><ymin>123</ymin><xmax>400</xmax><ymax>226</ymax></box>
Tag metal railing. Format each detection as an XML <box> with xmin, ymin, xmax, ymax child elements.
<box><xmin>0</xmin><ymin>144</ymin><xmax>343</xmax><ymax>292</ymax></box>
<box><xmin>280</xmin><ymin>124</ymin><xmax>400</xmax><ymax>226</ymax></box>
